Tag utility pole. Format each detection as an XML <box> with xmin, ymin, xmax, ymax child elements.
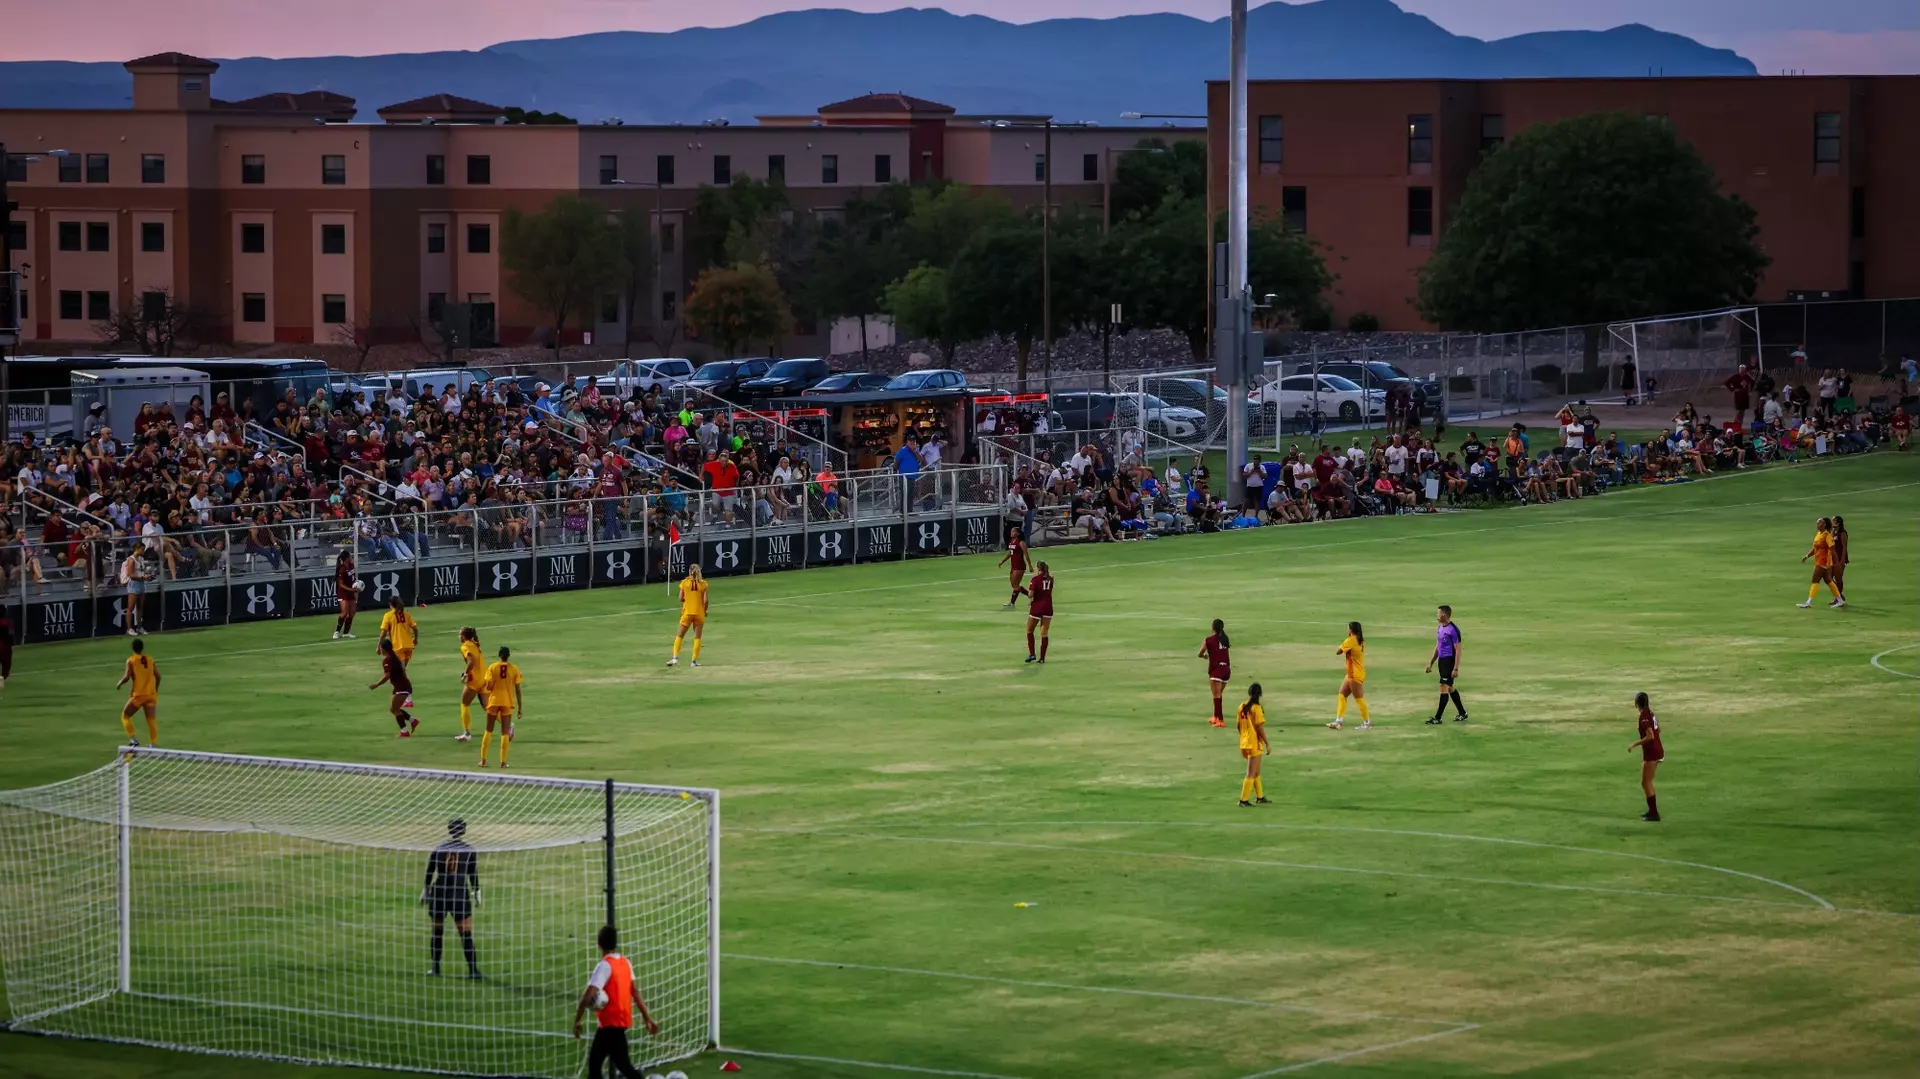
<box><xmin>1221</xmin><ymin>0</ymin><xmax>1252</xmax><ymax>508</ymax></box>
<box><xmin>1041</xmin><ymin>119</ymin><xmax>1052</xmax><ymax>396</ymax></box>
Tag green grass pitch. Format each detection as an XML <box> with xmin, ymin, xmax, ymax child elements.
<box><xmin>1</xmin><ymin>453</ymin><xmax>1915</xmax><ymax>1079</ymax></box>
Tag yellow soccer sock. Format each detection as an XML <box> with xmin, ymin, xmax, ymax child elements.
<box><xmin>1827</xmin><ymin>582</ymin><xmax>1841</xmax><ymax>598</ymax></box>
<box><xmin>500</xmin><ymin>735</ymin><xmax>511</xmax><ymax>766</ymax></box>
<box><xmin>146</xmin><ymin>718</ymin><xmax>158</xmax><ymax>746</ymax></box>
<box><xmin>691</xmin><ymin>638</ymin><xmax>703</xmax><ymax>661</ymax></box>
<box><xmin>1240</xmin><ymin>777</ymin><xmax>1254</xmax><ymax>801</ymax></box>
<box><xmin>1254</xmin><ymin>777</ymin><xmax>1264</xmax><ymax>799</ymax></box>
<box><xmin>1357</xmin><ymin>699</ymin><xmax>1371</xmax><ymax>722</ymax></box>
<box><xmin>672</xmin><ymin>636</ymin><xmax>683</xmax><ymax>658</ymax></box>
<box><xmin>460</xmin><ymin>703</ymin><xmax>472</xmax><ymax>733</ymax></box>
<box><xmin>1335</xmin><ymin>695</ymin><xmax>1348</xmax><ymax>719</ymax></box>
<box><xmin>479</xmin><ymin>730</ymin><xmax>492</xmax><ymax>762</ymax></box>
<box><xmin>1808</xmin><ymin>583</ymin><xmax>1819</xmax><ymax>600</ymax></box>
<box><xmin>120</xmin><ymin>713</ymin><xmax>136</xmax><ymax>740</ymax></box>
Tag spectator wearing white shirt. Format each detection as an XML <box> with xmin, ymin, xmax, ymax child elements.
<box><xmin>921</xmin><ymin>436</ymin><xmax>944</xmax><ymax>470</ymax></box>
<box><xmin>1761</xmin><ymin>394</ymin><xmax>1784</xmax><ymax>428</ymax></box>
<box><xmin>1385</xmin><ymin>436</ymin><xmax>1409</xmax><ymax>477</ymax></box>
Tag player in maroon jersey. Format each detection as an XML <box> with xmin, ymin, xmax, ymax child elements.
<box><xmin>1626</xmin><ymin>691</ymin><xmax>1663</xmax><ymax>821</ymax></box>
<box><xmin>370</xmin><ymin>636</ymin><xmax>419</xmax><ymax>737</ymax></box>
<box><xmin>998</xmin><ymin>526</ymin><xmax>1029</xmax><ymax>608</ymax></box>
<box><xmin>1019</xmin><ymin>561</ymin><xmax>1054</xmax><ymax>663</ymax></box>
<box><xmin>334</xmin><ymin>550</ymin><xmax>360</xmax><ymax>640</ymax></box>
<box><xmin>1198</xmin><ymin>618</ymin><xmax>1231</xmax><ymax>727</ymax></box>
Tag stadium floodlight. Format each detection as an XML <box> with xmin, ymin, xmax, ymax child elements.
<box><xmin>0</xmin><ymin>748</ymin><xmax>719</xmax><ymax>1078</ymax></box>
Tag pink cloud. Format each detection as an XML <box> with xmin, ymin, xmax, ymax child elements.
<box><xmin>1725</xmin><ymin>30</ymin><xmax>1920</xmax><ymax>75</ymax></box>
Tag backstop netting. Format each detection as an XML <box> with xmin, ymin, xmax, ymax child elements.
<box><xmin>0</xmin><ymin>748</ymin><xmax>718</xmax><ymax>1078</ymax></box>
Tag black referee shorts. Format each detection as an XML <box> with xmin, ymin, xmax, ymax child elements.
<box><xmin>1437</xmin><ymin>656</ymin><xmax>1457</xmax><ymax>685</ymax></box>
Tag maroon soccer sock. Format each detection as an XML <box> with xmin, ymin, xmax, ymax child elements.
<box><xmin>1040</xmin><ymin>635</ymin><xmax>1049</xmax><ymax>660</ymax></box>
<box><xmin>1026</xmin><ymin>629</ymin><xmax>1035</xmax><ymax>658</ymax></box>
<box><xmin>1213</xmin><ymin>698</ymin><xmax>1223</xmax><ymax>721</ymax></box>
<box><xmin>1646</xmin><ymin>795</ymin><xmax>1658</xmax><ymax>814</ymax></box>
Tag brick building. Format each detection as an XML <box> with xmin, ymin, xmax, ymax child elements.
<box><xmin>0</xmin><ymin>54</ymin><xmax>1197</xmax><ymax>351</ymax></box>
<box><xmin>1208</xmin><ymin>75</ymin><xmax>1920</xmax><ymax>330</ymax></box>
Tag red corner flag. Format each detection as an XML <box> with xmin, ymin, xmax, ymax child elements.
<box><xmin>669</xmin><ymin>521</ymin><xmax>681</xmax><ymax>545</ymax></box>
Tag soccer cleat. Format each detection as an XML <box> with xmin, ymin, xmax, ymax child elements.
<box><xmin>429</xmin><ymin>968</ymin><xmax>441</xmax><ymax>977</ymax></box>
<box><xmin>1358</xmin><ymin>721</ymin><xmax>1371</xmax><ymax>730</ymax></box>
<box><xmin>476</xmin><ymin>760</ymin><xmax>489</xmax><ymax>768</ymax></box>
<box><xmin>1454</xmin><ymin>714</ymin><xmax>1469</xmax><ymax>722</ymax></box>
<box><xmin>1254</xmin><ymin>797</ymin><xmax>1271</xmax><ymax>805</ymax></box>
<box><xmin>1208</xmin><ymin>718</ymin><xmax>1226</xmax><ymax>728</ymax></box>
<box><xmin>1641</xmin><ymin>812</ymin><xmax>1661</xmax><ymax>822</ymax></box>
<box><xmin>1025</xmin><ymin>655</ymin><xmax>1037</xmax><ymax>663</ymax></box>
<box><xmin>467</xmin><ymin>969</ymin><xmax>484</xmax><ymax>980</ymax></box>
<box><xmin>1796</xmin><ymin>600</ymin><xmax>1813</xmax><ymax>608</ymax></box>
<box><xmin>408</xmin><ymin>716</ymin><xmax>420</xmax><ymax>736</ymax></box>
<box><xmin>666</xmin><ymin>657</ymin><xmax>678</xmax><ymax>667</ymax></box>
<box><xmin>1238</xmin><ymin>800</ymin><xmax>1253</xmax><ymax>808</ymax></box>
<box><xmin>398</xmin><ymin>728</ymin><xmax>412</xmax><ymax>738</ymax></box>
<box><xmin>1036</xmin><ymin>657</ymin><xmax>1045</xmax><ymax>664</ymax></box>
<box><xmin>332</xmin><ymin>630</ymin><xmax>341</xmax><ymax>640</ymax></box>
<box><xmin>126</xmin><ymin>738</ymin><xmax>140</xmax><ymax>747</ymax></box>
<box><xmin>343</xmin><ymin>632</ymin><xmax>356</xmax><ymax>639</ymax></box>
<box><xmin>1426</xmin><ymin>717</ymin><xmax>1443</xmax><ymax>725</ymax></box>
<box><xmin>690</xmin><ymin>660</ymin><xmax>700</xmax><ymax>668</ymax></box>
<box><xmin>455</xmin><ymin>732</ymin><xmax>470</xmax><ymax>742</ymax></box>
<box><xmin>1832</xmin><ymin>598</ymin><xmax>1845</xmax><ymax>608</ymax></box>
<box><xmin>1326</xmin><ymin>721</ymin><xmax>1343</xmax><ymax>729</ymax></box>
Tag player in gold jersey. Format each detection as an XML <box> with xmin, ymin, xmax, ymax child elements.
<box><xmin>116</xmin><ymin>638</ymin><xmax>161</xmax><ymax>746</ymax></box>
<box><xmin>1328</xmin><ymin>621</ymin><xmax>1371</xmax><ymax>730</ymax></box>
<box><xmin>478</xmin><ymin>647</ymin><xmax>523</xmax><ymax>769</ymax></box>
<box><xmin>457</xmin><ymin>627</ymin><xmax>485</xmax><ymax>743</ymax></box>
<box><xmin>667</xmin><ymin>566</ymin><xmax>709</xmax><ymax>668</ymax></box>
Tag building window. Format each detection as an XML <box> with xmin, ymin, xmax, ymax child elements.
<box><xmin>1480</xmin><ymin>114</ymin><xmax>1504</xmax><ymax>153</ymax></box>
<box><xmin>321</xmin><ymin>154</ymin><xmax>346</xmax><ymax>185</ymax></box>
<box><xmin>598</xmin><ymin>154</ymin><xmax>618</xmax><ymax>185</ymax></box>
<box><xmin>920</xmin><ymin>150</ymin><xmax>933</xmax><ymax>179</ymax></box>
<box><xmin>86</xmin><ymin>153</ymin><xmax>109</xmax><ymax>183</ymax></box>
<box><xmin>660</xmin><ymin>221</ymin><xmax>677</xmax><ymax>255</ymax></box>
<box><xmin>321</xmin><ymin>223</ymin><xmax>347</xmax><ymax>255</ymax></box>
<box><xmin>467</xmin><ymin>223</ymin><xmax>490</xmax><ymax>254</ymax></box>
<box><xmin>713</xmin><ymin>155</ymin><xmax>731</xmax><ymax>185</ymax></box>
<box><xmin>4</xmin><ymin>220</ymin><xmax>23</xmax><ymax>251</ymax></box>
<box><xmin>59</xmin><ymin>291</ymin><xmax>82</xmax><ymax>320</ymax></box>
<box><xmin>427</xmin><ymin>292</ymin><xmax>446</xmax><ymax>323</ymax></box>
<box><xmin>1034</xmin><ymin>154</ymin><xmax>1047</xmax><ymax>182</ymax></box>
<box><xmin>241</xmin><ymin>154</ymin><xmax>265</xmax><ymax>184</ymax></box>
<box><xmin>1814</xmin><ymin>113</ymin><xmax>1842</xmax><ymax>165</ymax></box>
<box><xmin>88</xmin><ymin>291</ymin><xmax>112</xmax><ymax>321</ymax></box>
<box><xmin>58</xmin><ymin>155</ymin><xmax>81</xmax><ymax>183</ymax></box>
<box><xmin>599</xmin><ymin>294</ymin><xmax>620</xmax><ymax>324</ymax></box>
<box><xmin>58</xmin><ymin>221</ymin><xmax>82</xmax><ymax>251</ymax></box>
<box><xmin>426</xmin><ymin>154</ymin><xmax>445</xmax><ymax>186</ymax></box>
<box><xmin>1258</xmin><ymin>115</ymin><xmax>1283</xmax><ymax>167</ymax></box>
<box><xmin>1282</xmin><ymin>186</ymin><xmax>1307</xmax><ymax>233</ymax></box>
<box><xmin>321</xmin><ymin>294</ymin><xmax>346</xmax><ymax>324</ymax></box>
<box><xmin>1082</xmin><ymin>153</ymin><xmax>1099</xmax><ymax>182</ymax></box>
<box><xmin>821</xmin><ymin>154</ymin><xmax>838</xmax><ymax>184</ymax></box>
<box><xmin>874</xmin><ymin>154</ymin><xmax>891</xmax><ymax>183</ymax></box>
<box><xmin>140</xmin><ymin>154</ymin><xmax>165</xmax><ymax>183</ymax></box>
<box><xmin>426</xmin><ymin>222</ymin><xmax>446</xmax><ymax>254</ymax></box>
<box><xmin>661</xmin><ymin>291</ymin><xmax>677</xmax><ymax>321</ymax></box>
<box><xmin>768</xmin><ymin>154</ymin><xmax>786</xmax><ymax>181</ymax></box>
<box><xmin>240</xmin><ymin>222</ymin><xmax>266</xmax><ymax>254</ymax></box>
<box><xmin>466</xmin><ymin>155</ymin><xmax>491</xmax><ymax>185</ymax></box>
<box><xmin>242</xmin><ymin>293</ymin><xmax>266</xmax><ymax>323</ymax></box>
<box><xmin>1407</xmin><ymin>115</ymin><xmax>1433</xmax><ymax>165</ymax></box>
<box><xmin>141</xmin><ymin>291</ymin><xmax>165</xmax><ymax>322</ymax></box>
<box><xmin>1407</xmin><ymin>186</ymin><xmax>1434</xmax><ymax>240</ymax></box>
<box><xmin>1850</xmin><ymin>186</ymin><xmax>1866</xmax><ymax>240</ymax></box>
<box><xmin>4</xmin><ymin>154</ymin><xmax>27</xmax><ymax>182</ymax></box>
<box><xmin>140</xmin><ymin>222</ymin><xmax>165</xmax><ymax>252</ymax></box>
<box><xmin>86</xmin><ymin>222</ymin><xmax>110</xmax><ymax>252</ymax></box>
<box><xmin>656</xmin><ymin>154</ymin><xmax>675</xmax><ymax>185</ymax></box>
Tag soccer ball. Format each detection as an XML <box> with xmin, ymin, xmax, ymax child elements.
<box><xmin>354</xmin><ymin>579</ymin><xmax>366</xmax><ymax>592</ymax></box>
<box><xmin>590</xmin><ymin>987</ymin><xmax>609</xmax><ymax>1011</ymax></box>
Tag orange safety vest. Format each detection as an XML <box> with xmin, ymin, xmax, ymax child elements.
<box><xmin>597</xmin><ymin>954</ymin><xmax>635</xmax><ymax>1029</ymax></box>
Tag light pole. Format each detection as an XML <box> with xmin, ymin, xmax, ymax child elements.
<box><xmin>607</xmin><ymin>178</ymin><xmax>666</xmax><ymax>357</ymax></box>
<box><xmin>981</xmin><ymin>118</ymin><xmax>1094</xmax><ymax>394</ymax></box>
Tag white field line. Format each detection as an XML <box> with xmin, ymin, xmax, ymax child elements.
<box><xmin>723</xmin><ymin>952</ymin><xmax>1463</xmax><ymax>1027</ymax></box>
<box><xmin>1234</xmin><ymin>1024</ymin><xmax>1483</xmax><ymax>1078</ymax></box>
<box><xmin>720</xmin><ymin>1047</ymin><xmax>1030</xmax><ymax>1079</ymax></box>
<box><xmin>836</xmin><ymin>819</ymin><xmax>1837</xmax><ymax>911</ymax></box>
<box><xmin>19</xmin><ymin>470</ymin><xmax>1915</xmax><ymax>678</ymax></box>
<box><xmin>1868</xmin><ymin>642</ymin><xmax>1920</xmax><ymax>680</ymax></box>
<box><xmin>732</xmin><ymin>828</ymin><xmax>1831</xmax><ymax>912</ymax></box>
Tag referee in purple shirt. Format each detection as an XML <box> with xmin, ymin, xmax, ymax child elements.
<box><xmin>1425</xmin><ymin>605</ymin><xmax>1468</xmax><ymax>724</ymax></box>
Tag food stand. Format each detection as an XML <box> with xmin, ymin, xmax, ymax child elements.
<box><xmin>770</xmin><ymin>389</ymin><xmax>975</xmax><ymax>470</ymax></box>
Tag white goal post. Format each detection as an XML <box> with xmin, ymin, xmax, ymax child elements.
<box><xmin>1607</xmin><ymin>306</ymin><xmax>1762</xmax><ymax>402</ymax></box>
<box><xmin>0</xmin><ymin>748</ymin><xmax>719</xmax><ymax>1078</ymax></box>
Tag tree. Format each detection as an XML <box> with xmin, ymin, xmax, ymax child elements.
<box><xmin>684</xmin><ymin>262</ymin><xmax>791</xmax><ymax>357</ymax></box>
<box><xmin>895</xmin><ymin>183</ymin><xmax>1016</xmax><ymax>270</ymax></box>
<box><xmin>95</xmin><ymin>289</ymin><xmax>212</xmax><ymax>356</ymax></box>
<box><xmin>687</xmin><ymin>177</ymin><xmax>793</xmax><ymax>274</ymax></box>
<box><xmin>612</xmin><ymin>209</ymin><xmax>657</xmax><ymax>348</ymax></box>
<box><xmin>1108</xmin><ymin>138</ymin><xmax>1206</xmax><ymax>223</ymax></box>
<box><xmin>1245</xmin><ymin>211</ymin><xmax>1334</xmax><ymax>329</ymax></box>
<box><xmin>947</xmin><ymin>222</ymin><xmax>1043</xmax><ymax>384</ymax></box>
<box><xmin>501</xmin><ymin>194</ymin><xmax>627</xmax><ymax>360</ymax></box>
<box><xmin>502</xmin><ymin>106</ymin><xmax>577</xmax><ymax>125</ymax></box>
<box><xmin>882</xmin><ymin>265</ymin><xmax>956</xmax><ymax>363</ymax></box>
<box><xmin>807</xmin><ymin>193</ymin><xmax>909</xmax><ymax>364</ymax></box>
<box><xmin>1417</xmin><ymin>111</ymin><xmax>1768</xmax><ymax>369</ymax></box>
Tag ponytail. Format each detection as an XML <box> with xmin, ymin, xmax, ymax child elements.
<box><xmin>1239</xmin><ymin>682</ymin><xmax>1263</xmax><ymax>719</ymax></box>
<box><xmin>1212</xmin><ymin>618</ymin><xmax>1229</xmax><ymax>649</ymax></box>
<box><xmin>1348</xmin><ymin>621</ymin><xmax>1364</xmax><ymax>644</ymax></box>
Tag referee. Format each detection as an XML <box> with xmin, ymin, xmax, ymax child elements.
<box><xmin>422</xmin><ymin>818</ymin><xmax>481</xmax><ymax>978</ymax></box>
<box><xmin>1425</xmin><ymin>605</ymin><xmax>1468</xmax><ymax>724</ymax></box>
<box><xmin>572</xmin><ymin>924</ymin><xmax>660</xmax><ymax>1078</ymax></box>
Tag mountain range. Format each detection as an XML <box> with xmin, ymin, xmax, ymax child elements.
<box><xmin>0</xmin><ymin>0</ymin><xmax>1757</xmax><ymax>123</ymax></box>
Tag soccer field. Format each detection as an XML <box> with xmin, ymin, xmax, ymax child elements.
<box><xmin>2</xmin><ymin>454</ymin><xmax>1916</xmax><ymax>1079</ymax></box>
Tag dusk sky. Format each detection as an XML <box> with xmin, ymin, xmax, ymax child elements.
<box><xmin>4</xmin><ymin>0</ymin><xmax>1916</xmax><ymax>74</ymax></box>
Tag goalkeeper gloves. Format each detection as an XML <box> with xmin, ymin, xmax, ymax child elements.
<box><xmin>473</xmin><ymin>887</ymin><xmax>482</xmax><ymax>908</ymax></box>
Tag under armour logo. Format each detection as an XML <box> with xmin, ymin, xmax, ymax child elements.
<box><xmin>491</xmin><ymin>563</ymin><xmax>520</xmax><ymax>590</ymax></box>
<box><xmin>916</xmin><ymin>522</ymin><xmax>943</xmax><ymax>549</ymax></box>
<box><xmin>711</xmin><ymin>542</ymin><xmax>741</xmax><ymax>570</ymax></box>
<box><xmin>368</xmin><ymin>573</ymin><xmax>401</xmax><ymax>602</ymax></box>
<box><xmin>108</xmin><ymin>598</ymin><xmax>127</xmax><ymax>628</ymax></box>
<box><xmin>603</xmin><ymin>551</ymin><xmax>632</xmax><ymax>579</ymax></box>
<box><xmin>816</xmin><ymin>532</ymin><xmax>843</xmax><ymax>559</ymax></box>
<box><xmin>244</xmin><ymin>586</ymin><xmax>277</xmax><ymax>615</ymax></box>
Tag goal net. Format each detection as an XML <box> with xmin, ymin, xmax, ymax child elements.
<box><xmin>0</xmin><ymin>748</ymin><xmax>718</xmax><ymax>1078</ymax></box>
<box><xmin>1607</xmin><ymin>307</ymin><xmax>1761</xmax><ymax>404</ymax></box>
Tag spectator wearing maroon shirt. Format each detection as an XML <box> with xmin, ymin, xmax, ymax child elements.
<box><xmin>1724</xmin><ymin>364</ymin><xmax>1756</xmax><ymax>427</ymax></box>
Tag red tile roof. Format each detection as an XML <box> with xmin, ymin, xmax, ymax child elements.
<box><xmin>376</xmin><ymin>93</ymin><xmax>506</xmax><ymax>119</ymax></box>
<box><xmin>220</xmin><ymin>90</ymin><xmax>357</xmax><ymax>116</ymax></box>
<box><xmin>818</xmin><ymin>92</ymin><xmax>955</xmax><ymax>115</ymax></box>
<box><xmin>124</xmin><ymin>52</ymin><xmax>219</xmax><ymax>72</ymax></box>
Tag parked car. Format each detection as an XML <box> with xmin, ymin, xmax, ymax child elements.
<box><xmin>884</xmin><ymin>369</ymin><xmax>967</xmax><ymax>392</ymax></box>
<box><xmin>1254</xmin><ymin>373</ymin><xmax>1385</xmax><ymax>424</ymax></box>
<box><xmin>1050</xmin><ymin>391</ymin><xmax>1207</xmax><ymax>440</ymax></box>
<box><xmin>1142</xmin><ymin>376</ymin><xmax>1232</xmax><ymax>416</ymax></box>
<box><xmin>605</xmin><ymin>358</ymin><xmax>697</xmax><ymax>395</ymax></box>
<box><xmin>684</xmin><ymin>358</ymin><xmax>774</xmax><ymax>403</ymax></box>
<box><xmin>805</xmin><ymin>372</ymin><xmax>893</xmax><ymax>395</ymax></box>
<box><xmin>1285</xmin><ymin>360</ymin><xmax>1441</xmax><ymax>417</ymax></box>
<box><xmin>740</xmin><ymin>358</ymin><xmax>833</xmax><ymax>399</ymax></box>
